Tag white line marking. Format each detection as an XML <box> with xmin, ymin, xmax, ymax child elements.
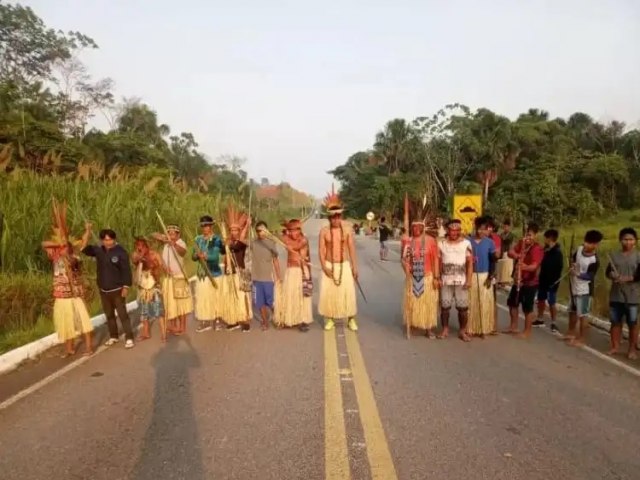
<box><xmin>496</xmin><ymin>304</ymin><xmax>640</xmax><ymax>378</ymax></box>
<box><xmin>0</xmin><ymin>344</ymin><xmax>108</xmax><ymax>411</ymax></box>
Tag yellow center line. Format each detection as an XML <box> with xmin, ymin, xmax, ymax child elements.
<box><xmin>345</xmin><ymin>329</ymin><xmax>399</xmax><ymax>480</ymax></box>
<box><xmin>324</xmin><ymin>329</ymin><xmax>351</xmax><ymax>480</ymax></box>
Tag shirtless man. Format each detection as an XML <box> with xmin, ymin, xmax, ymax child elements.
<box><xmin>318</xmin><ymin>187</ymin><xmax>359</xmax><ymax>331</ymax></box>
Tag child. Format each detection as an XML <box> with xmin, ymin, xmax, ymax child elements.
<box><xmin>605</xmin><ymin>227</ymin><xmax>640</xmax><ymax>359</ymax></box>
<box><xmin>535</xmin><ymin>229</ymin><xmax>563</xmax><ymax>332</ymax></box>
<box><xmin>565</xmin><ymin>230</ymin><xmax>603</xmax><ymax>347</ymax></box>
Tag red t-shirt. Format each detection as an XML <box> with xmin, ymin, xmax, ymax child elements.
<box><xmin>511</xmin><ymin>240</ymin><xmax>544</xmax><ymax>286</ymax></box>
<box><xmin>490</xmin><ymin>233</ymin><xmax>502</xmax><ymax>256</ymax></box>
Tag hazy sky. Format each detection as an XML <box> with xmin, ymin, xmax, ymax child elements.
<box><xmin>28</xmin><ymin>0</ymin><xmax>640</xmax><ymax>196</ymax></box>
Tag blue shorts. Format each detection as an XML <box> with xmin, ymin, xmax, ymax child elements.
<box><xmin>537</xmin><ymin>284</ymin><xmax>558</xmax><ymax>305</ymax></box>
<box><xmin>570</xmin><ymin>294</ymin><xmax>592</xmax><ymax>316</ymax></box>
<box><xmin>253</xmin><ymin>281</ymin><xmax>274</xmax><ymax>309</ymax></box>
<box><xmin>609</xmin><ymin>302</ymin><xmax>638</xmax><ymax>326</ymax></box>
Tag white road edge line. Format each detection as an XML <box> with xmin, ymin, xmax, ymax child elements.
<box><xmin>496</xmin><ymin>304</ymin><xmax>640</xmax><ymax>379</ymax></box>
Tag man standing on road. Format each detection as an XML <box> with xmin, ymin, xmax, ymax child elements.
<box><xmin>251</xmin><ymin>221</ymin><xmax>281</xmax><ymax>330</ymax></box>
<box><xmin>81</xmin><ymin>225</ymin><xmax>135</xmax><ymax>349</ymax></box>
<box><xmin>154</xmin><ymin>224</ymin><xmax>193</xmax><ymax>336</ymax></box>
<box><xmin>468</xmin><ymin>217</ymin><xmax>496</xmax><ymax>338</ymax></box>
<box><xmin>535</xmin><ymin>229</ymin><xmax>563</xmax><ymax>332</ymax></box>
<box><xmin>319</xmin><ymin>188</ymin><xmax>359</xmax><ymax>331</ymax></box>
<box><xmin>378</xmin><ymin>216</ymin><xmax>392</xmax><ymax>261</ymax></box>
<box><xmin>505</xmin><ymin>223</ymin><xmax>544</xmax><ymax>338</ymax></box>
<box><xmin>438</xmin><ymin>219</ymin><xmax>473</xmax><ymax>341</ymax></box>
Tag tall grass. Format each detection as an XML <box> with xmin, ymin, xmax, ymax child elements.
<box><xmin>0</xmin><ymin>168</ymin><xmax>300</xmax><ymax>353</ymax></box>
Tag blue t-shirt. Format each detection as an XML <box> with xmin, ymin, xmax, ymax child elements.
<box><xmin>193</xmin><ymin>235</ymin><xmax>224</xmax><ymax>278</ymax></box>
<box><xmin>469</xmin><ymin>236</ymin><xmax>495</xmax><ymax>274</ymax></box>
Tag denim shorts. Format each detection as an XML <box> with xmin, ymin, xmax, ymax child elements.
<box><xmin>569</xmin><ymin>294</ymin><xmax>592</xmax><ymax>316</ymax></box>
<box><xmin>253</xmin><ymin>281</ymin><xmax>274</xmax><ymax>309</ymax></box>
<box><xmin>609</xmin><ymin>302</ymin><xmax>638</xmax><ymax>326</ymax></box>
<box><xmin>537</xmin><ymin>284</ymin><xmax>558</xmax><ymax>306</ymax></box>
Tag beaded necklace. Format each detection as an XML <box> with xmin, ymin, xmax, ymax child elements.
<box><xmin>329</xmin><ymin>224</ymin><xmax>344</xmax><ymax>286</ymax></box>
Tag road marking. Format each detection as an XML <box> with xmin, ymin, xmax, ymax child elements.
<box><xmin>344</xmin><ymin>330</ymin><xmax>398</xmax><ymax>480</ymax></box>
<box><xmin>496</xmin><ymin>304</ymin><xmax>640</xmax><ymax>378</ymax></box>
<box><xmin>0</xmin><ymin>344</ymin><xmax>108</xmax><ymax>411</ymax></box>
<box><xmin>324</xmin><ymin>329</ymin><xmax>351</xmax><ymax>480</ymax></box>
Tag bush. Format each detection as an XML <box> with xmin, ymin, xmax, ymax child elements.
<box><xmin>0</xmin><ymin>272</ymin><xmax>54</xmax><ymax>335</ymax></box>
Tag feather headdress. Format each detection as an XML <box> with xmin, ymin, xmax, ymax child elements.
<box><xmin>282</xmin><ymin>218</ymin><xmax>302</xmax><ymax>230</ymax></box>
<box><xmin>224</xmin><ymin>204</ymin><xmax>248</xmax><ymax>230</ymax></box>
<box><xmin>49</xmin><ymin>198</ymin><xmax>82</xmax><ymax>248</ymax></box>
<box><xmin>403</xmin><ymin>193</ymin><xmax>437</xmax><ymax>236</ymax></box>
<box><xmin>322</xmin><ymin>184</ymin><xmax>344</xmax><ymax>216</ymax></box>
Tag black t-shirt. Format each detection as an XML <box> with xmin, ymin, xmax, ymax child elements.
<box><xmin>379</xmin><ymin>224</ymin><xmax>391</xmax><ymax>242</ymax></box>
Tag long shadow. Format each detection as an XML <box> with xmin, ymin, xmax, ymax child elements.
<box><xmin>131</xmin><ymin>337</ymin><xmax>204</xmax><ymax>480</ymax></box>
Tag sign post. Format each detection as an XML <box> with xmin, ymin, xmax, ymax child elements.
<box><xmin>365</xmin><ymin>211</ymin><xmax>375</xmax><ymax>235</ymax></box>
<box><xmin>453</xmin><ymin>195</ymin><xmax>482</xmax><ymax>235</ymax></box>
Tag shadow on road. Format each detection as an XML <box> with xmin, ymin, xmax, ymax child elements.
<box><xmin>131</xmin><ymin>337</ymin><xmax>203</xmax><ymax>480</ymax></box>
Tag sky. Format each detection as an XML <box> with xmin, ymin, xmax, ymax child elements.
<box><xmin>27</xmin><ymin>0</ymin><xmax>640</xmax><ymax>197</ymax></box>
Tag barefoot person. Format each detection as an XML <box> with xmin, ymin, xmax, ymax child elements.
<box><xmin>401</xmin><ymin>218</ymin><xmax>439</xmax><ymax>338</ymax></box>
<box><xmin>438</xmin><ymin>219</ymin><xmax>473</xmax><ymax>341</ymax></box>
<box><xmin>82</xmin><ymin>225</ymin><xmax>135</xmax><ymax>349</ymax></box>
<box><xmin>319</xmin><ymin>187</ymin><xmax>359</xmax><ymax>331</ymax></box>
<box><xmin>251</xmin><ymin>221</ymin><xmax>281</xmax><ymax>330</ymax></box>
<box><xmin>606</xmin><ymin>228</ymin><xmax>640</xmax><ymax>359</ymax></box>
<box><xmin>154</xmin><ymin>224</ymin><xmax>192</xmax><ymax>336</ymax></box>
<box><xmin>505</xmin><ymin>223</ymin><xmax>544</xmax><ymax>339</ymax></box>
<box><xmin>563</xmin><ymin>230</ymin><xmax>603</xmax><ymax>346</ymax></box>
<box><xmin>223</xmin><ymin>206</ymin><xmax>252</xmax><ymax>332</ymax></box>
<box><xmin>191</xmin><ymin>216</ymin><xmax>224</xmax><ymax>333</ymax></box>
<box><xmin>132</xmin><ymin>236</ymin><xmax>165</xmax><ymax>342</ymax></box>
<box><xmin>274</xmin><ymin>219</ymin><xmax>313</xmax><ymax>332</ymax></box>
<box><xmin>535</xmin><ymin>229</ymin><xmax>563</xmax><ymax>332</ymax></box>
<box><xmin>468</xmin><ymin>217</ymin><xmax>496</xmax><ymax>338</ymax></box>
<box><xmin>42</xmin><ymin>205</ymin><xmax>94</xmax><ymax>357</ymax></box>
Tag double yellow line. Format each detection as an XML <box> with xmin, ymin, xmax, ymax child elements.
<box><xmin>324</xmin><ymin>328</ymin><xmax>398</xmax><ymax>480</ymax></box>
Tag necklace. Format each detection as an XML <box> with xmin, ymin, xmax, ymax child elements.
<box><xmin>329</xmin><ymin>225</ymin><xmax>344</xmax><ymax>286</ymax></box>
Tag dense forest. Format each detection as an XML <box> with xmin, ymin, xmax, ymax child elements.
<box><xmin>330</xmin><ymin>104</ymin><xmax>640</xmax><ymax>225</ymax></box>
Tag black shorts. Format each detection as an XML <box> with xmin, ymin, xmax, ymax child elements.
<box><xmin>507</xmin><ymin>285</ymin><xmax>537</xmax><ymax>314</ymax></box>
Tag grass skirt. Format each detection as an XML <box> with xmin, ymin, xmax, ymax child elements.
<box><xmin>496</xmin><ymin>257</ymin><xmax>514</xmax><ymax>285</ymax></box>
<box><xmin>53</xmin><ymin>297</ymin><xmax>93</xmax><ymax>342</ymax></box>
<box><xmin>193</xmin><ymin>276</ymin><xmax>223</xmax><ymax>322</ymax></box>
<box><xmin>402</xmin><ymin>274</ymin><xmax>438</xmax><ymax>330</ymax></box>
<box><xmin>162</xmin><ymin>276</ymin><xmax>193</xmax><ymax>320</ymax></box>
<box><xmin>274</xmin><ymin>267</ymin><xmax>313</xmax><ymax>327</ymax></box>
<box><xmin>468</xmin><ymin>272</ymin><xmax>495</xmax><ymax>335</ymax></box>
<box><xmin>318</xmin><ymin>261</ymin><xmax>357</xmax><ymax>320</ymax></box>
<box><xmin>222</xmin><ymin>273</ymin><xmax>253</xmax><ymax>325</ymax></box>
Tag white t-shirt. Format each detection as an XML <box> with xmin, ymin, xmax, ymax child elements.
<box><xmin>439</xmin><ymin>239</ymin><xmax>472</xmax><ymax>286</ymax></box>
<box><xmin>162</xmin><ymin>239</ymin><xmax>187</xmax><ymax>277</ymax></box>
<box><xmin>572</xmin><ymin>246</ymin><xmax>597</xmax><ymax>296</ymax></box>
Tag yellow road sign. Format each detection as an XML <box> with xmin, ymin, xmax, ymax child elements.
<box><xmin>453</xmin><ymin>194</ymin><xmax>482</xmax><ymax>235</ymax></box>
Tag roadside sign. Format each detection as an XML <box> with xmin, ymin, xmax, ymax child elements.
<box><xmin>366</xmin><ymin>212</ymin><xmax>375</xmax><ymax>221</ymax></box>
<box><xmin>453</xmin><ymin>194</ymin><xmax>482</xmax><ymax>235</ymax></box>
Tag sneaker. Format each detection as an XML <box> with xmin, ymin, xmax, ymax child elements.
<box><xmin>227</xmin><ymin>324</ymin><xmax>241</xmax><ymax>331</ymax></box>
<box><xmin>324</xmin><ymin>319</ymin><xmax>335</xmax><ymax>331</ymax></box>
<box><xmin>125</xmin><ymin>339</ymin><xmax>134</xmax><ymax>349</ymax></box>
<box><xmin>299</xmin><ymin>323</ymin><xmax>309</xmax><ymax>332</ymax></box>
<box><xmin>348</xmin><ymin>318</ymin><xmax>358</xmax><ymax>331</ymax></box>
<box><xmin>214</xmin><ymin>320</ymin><xmax>223</xmax><ymax>331</ymax></box>
<box><xmin>196</xmin><ymin>324</ymin><xmax>213</xmax><ymax>333</ymax></box>
<box><xmin>105</xmin><ymin>338</ymin><xmax>119</xmax><ymax>347</ymax></box>
<box><xmin>532</xmin><ymin>319</ymin><xmax>545</xmax><ymax>328</ymax></box>
<box><xmin>550</xmin><ymin>323</ymin><xmax>559</xmax><ymax>333</ymax></box>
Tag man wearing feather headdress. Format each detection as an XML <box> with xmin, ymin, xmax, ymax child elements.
<box><xmin>319</xmin><ymin>187</ymin><xmax>359</xmax><ymax>331</ymax></box>
<box><xmin>400</xmin><ymin>196</ymin><xmax>440</xmax><ymax>337</ymax></box>
<box><xmin>132</xmin><ymin>236</ymin><xmax>166</xmax><ymax>342</ymax></box>
<box><xmin>221</xmin><ymin>205</ymin><xmax>253</xmax><ymax>332</ymax></box>
<box><xmin>274</xmin><ymin>218</ymin><xmax>313</xmax><ymax>331</ymax></box>
<box><xmin>41</xmin><ymin>200</ymin><xmax>94</xmax><ymax>357</ymax></box>
<box><xmin>190</xmin><ymin>216</ymin><xmax>224</xmax><ymax>333</ymax></box>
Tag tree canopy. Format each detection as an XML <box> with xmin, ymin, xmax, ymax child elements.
<box><xmin>330</xmin><ymin>104</ymin><xmax>640</xmax><ymax>225</ymax></box>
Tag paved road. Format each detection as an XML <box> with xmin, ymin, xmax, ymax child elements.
<box><xmin>1</xmin><ymin>219</ymin><xmax>639</xmax><ymax>480</ymax></box>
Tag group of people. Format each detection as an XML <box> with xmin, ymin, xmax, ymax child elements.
<box><xmin>400</xmin><ymin>211</ymin><xmax>640</xmax><ymax>359</ymax></box>
<box><xmin>42</xmin><ymin>189</ymin><xmax>361</xmax><ymax>357</ymax></box>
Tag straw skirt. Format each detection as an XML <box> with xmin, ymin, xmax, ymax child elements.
<box><xmin>403</xmin><ymin>274</ymin><xmax>438</xmax><ymax>330</ymax></box>
<box><xmin>274</xmin><ymin>267</ymin><xmax>313</xmax><ymax>327</ymax></box>
<box><xmin>162</xmin><ymin>276</ymin><xmax>193</xmax><ymax>320</ymax></box>
<box><xmin>222</xmin><ymin>273</ymin><xmax>253</xmax><ymax>325</ymax></box>
<box><xmin>192</xmin><ymin>276</ymin><xmax>224</xmax><ymax>322</ymax></box>
<box><xmin>53</xmin><ymin>297</ymin><xmax>93</xmax><ymax>342</ymax></box>
<box><xmin>496</xmin><ymin>256</ymin><xmax>514</xmax><ymax>285</ymax></box>
<box><xmin>468</xmin><ymin>272</ymin><xmax>495</xmax><ymax>335</ymax></box>
<box><xmin>318</xmin><ymin>261</ymin><xmax>357</xmax><ymax>319</ymax></box>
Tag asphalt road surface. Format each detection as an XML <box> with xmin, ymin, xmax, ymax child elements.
<box><xmin>1</xmin><ymin>219</ymin><xmax>639</xmax><ymax>480</ymax></box>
